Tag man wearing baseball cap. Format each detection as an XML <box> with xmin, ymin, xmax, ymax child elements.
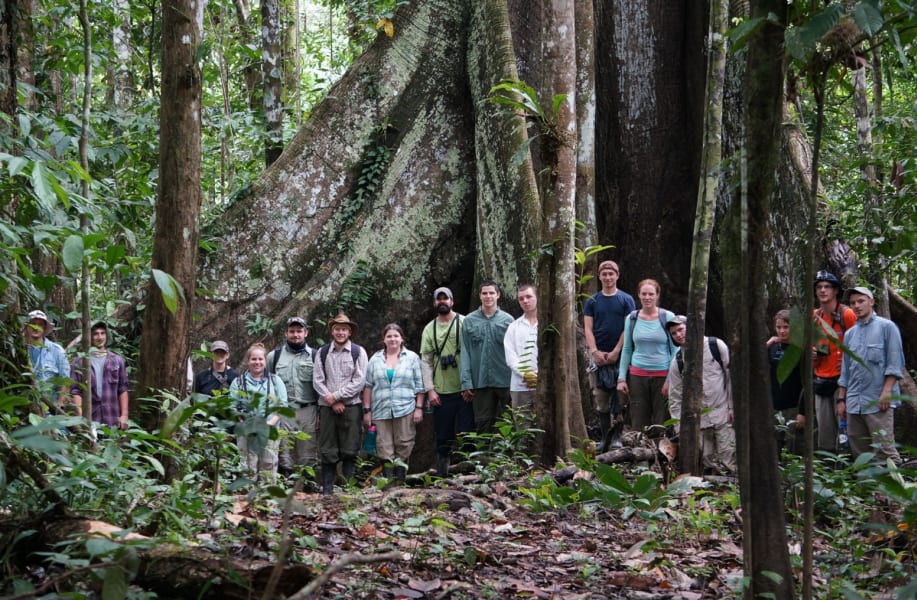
<box><xmin>24</xmin><ymin>309</ymin><xmax>71</xmax><ymax>410</ymax></box>
<box><xmin>836</xmin><ymin>286</ymin><xmax>903</xmax><ymax>463</ymax></box>
<box><xmin>420</xmin><ymin>286</ymin><xmax>472</xmax><ymax>477</ymax></box>
<box><xmin>267</xmin><ymin>316</ymin><xmax>318</xmax><ymax>478</ymax></box>
<box><xmin>192</xmin><ymin>340</ymin><xmax>239</xmax><ymax>397</ymax></box>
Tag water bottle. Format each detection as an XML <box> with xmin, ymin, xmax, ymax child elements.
<box><xmin>837</xmin><ymin>419</ymin><xmax>850</xmax><ymax>453</ymax></box>
<box><xmin>363</xmin><ymin>425</ymin><xmax>377</xmax><ymax>455</ymax></box>
<box><xmin>423</xmin><ymin>395</ymin><xmax>434</xmax><ymax>415</ymax></box>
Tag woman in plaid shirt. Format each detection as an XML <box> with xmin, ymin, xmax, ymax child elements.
<box><xmin>362</xmin><ymin>324</ymin><xmax>425</xmax><ymax>484</ymax></box>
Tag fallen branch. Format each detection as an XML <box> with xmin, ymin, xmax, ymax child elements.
<box><xmin>289</xmin><ymin>549</ymin><xmax>406</xmax><ymax>599</ymax></box>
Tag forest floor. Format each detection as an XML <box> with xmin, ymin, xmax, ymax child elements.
<box><xmin>220</xmin><ymin>466</ymin><xmax>750</xmax><ymax>600</ymax></box>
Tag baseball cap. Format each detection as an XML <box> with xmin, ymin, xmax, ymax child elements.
<box><xmin>598</xmin><ymin>260</ymin><xmax>619</xmax><ymax>274</ymax></box>
<box><xmin>847</xmin><ymin>286</ymin><xmax>874</xmax><ymax>300</ymax></box>
<box><xmin>666</xmin><ymin>314</ymin><xmax>687</xmax><ymax>328</ymax></box>
<box><xmin>433</xmin><ymin>287</ymin><xmax>453</xmax><ymax>300</ymax></box>
<box><xmin>286</xmin><ymin>316</ymin><xmax>308</xmax><ymax>328</ymax></box>
<box><xmin>210</xmin><ymin>340</ymin><xmax>230</xmax><ymax>353</ymax></box>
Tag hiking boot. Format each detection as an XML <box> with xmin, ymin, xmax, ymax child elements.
<box><xmin>609</xmin><ymin>420</ymin><xmax>624</xmax><ymax>449</ymax></box>
<box><xmin>382</xmin><ymin>463</ymin><xmax>394</xmax><ymax>479</ymax></box>
<box><xmin>394</xmin><ymin>465</ymin><xmax>407</xmax><ymax>485</ymax></box>
<box><xmin>341</xmin><ymin>458</ymin><xmax>356</xmax><ymax>482</ymax></box>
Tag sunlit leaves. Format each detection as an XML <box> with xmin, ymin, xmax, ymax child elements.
<box><xmin>151</xmin><ymin>269</ymin><xmax>186</xmax><ymax>315</ymax></box>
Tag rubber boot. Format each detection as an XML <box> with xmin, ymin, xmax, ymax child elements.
<box><xmin>435</xmin><ymin>454</ymin><xmax>450</xmax><ymax>478</ymax></box>
<box><xmin>394</xmin><ymin>465</ymin><xmax>407</xmax><ymax>485</ymax></box>
<box><xmin>382</xmin><ymin>463</ymin><xmax>394</xmax><ymax>479</ymax></box>
<box><xmin>609</xmin><ymin>419</ymin><xmax>624</xmax><ymax>449</ymax></box>
<box><xmin>321</xmin><ymin>463</ymin><xmax>336</xmax><ymax>496</ymax></box>
<box><xmin>596</xmin><ymin>412</ymin><xmax>612</xmax><ymax>453</ymax></box>
<box><xmin>341</xmin><ymin>458</ymin><xmax>356</xmax><ymax>482</ymax></box>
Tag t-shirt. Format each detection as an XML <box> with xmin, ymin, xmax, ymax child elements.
<box><xmin>812</xmin><ymin>304</ymin><xmax>856</xmax><ymax>379</ymax></box>
<box><xmin>420</xmin><ymin>315</ymin><xmax>464</xmax><ymax>394</ymax></box>
<box><xmin>584</xmin><ymin>290</ymin><xmax>636</xmax><ymax>353</ymax></box>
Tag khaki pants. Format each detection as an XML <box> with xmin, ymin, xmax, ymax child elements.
<box><xmin>848</xmin><ymin>409</ymin><xmax>900</xmax><ymax>463</ymax></box>
<box><xmin>237</xmin><ymin>435</ymin><xmax>279</xmax><ymax>477</ymax></box>
<box><xmin>700</xmin><ymin>425</ymin><xmax>736</xmax><ymax>474</ymax></box>
<box><xmin>375</xmin><ymin>413</ymin><xmax>417</xmax><ymax>463</ymax></box>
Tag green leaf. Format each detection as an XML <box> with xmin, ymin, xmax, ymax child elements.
<box><xmin>140</xmin><ymin>454</ymin><xmax>165</xmax><ymax>477</ymax></box>
<box><xmin>727</xmin><ymin>16</ymin><xmax>764</xmax><ymax>53</ymax></box>
<box><xmin>62</xmin><ymin>235</ymin><xmax>84</xmax><ymax>274</ymax></box>
<box><xmin>160</xmin><ymin>398</ymin><xmax>195</xmax><ymax>440</ymax></box>
<box><xmin>102</xmin><ymin>444</ymin><xmax>123</xmax><ymax>470</ymax></box>
<box><xmin>30</xmin><ymin>161</ymin><xmax>56</xmax><ymax>213</ymax></box>
<box><xmin>102</xmin><ymin>567</ymin><xmax>128</xmax><ymax>600</ymax></box>
<box><xmin>86</xmin><ymin>537</ymin><xmax>120</xmax><ymax>557</ymax></box>
<box><xmin>151</xmin><ymin>269</ymin><xmax>186</xmax><ymax>315</ymax></box>
<box><xmin>776</xmin><ymin>344</ymin><xmax>802</xmax><ymax>384</ymax></box>
<box><xmin>852</xmin><ymin>1</ymin><xmax>884</xmax><ymax>37</ymax></box>
<box><xmin>7</xmin><ymin>155</ymin><xmax>29</xmax><ymax>177</ymax></box>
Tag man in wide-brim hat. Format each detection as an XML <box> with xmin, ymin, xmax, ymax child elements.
<box><xmin>24</xmin><ymin>309</ymin><xmax>71</xmax><ymax>409</ymax></box>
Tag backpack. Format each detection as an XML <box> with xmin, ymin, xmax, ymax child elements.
<box><xmin>627</xmin><ymin>309</ymin><xmax>671</xmax><ymax>354</ymax></box>
<box><xmin>816</xmin><ymin>303</ymin><xmax>852</xmax><ymax>335</ymax></box>
<box><xmin>675</xmin><ymin>337</ymin><xmax>727</xmax><ymax>389</ymax></box>
<box><xmin>269</xmin><ymin>344</ymin><xmax>316</xmax><ymax>374</ymax></box>
<box><xmin>317</xmin><ymin>343</ymin><xmax>362</xmax><ymax>371</ymax></box>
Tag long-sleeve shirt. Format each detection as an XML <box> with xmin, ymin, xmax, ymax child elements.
<box><xmin>460</xmin><ymin>308</ymin><xmax>513</xmax><ymax>390</ymax></box>
<box><xmin>313</xmin><ymin>341</ymin><xmax>368</xmax><ymax>405</ymax></box>
<box><xmin>364</xmin><ymin>349</ymin><xmax>424</xmax><ymax>420</ymax></box>
<box><xmin>618</xmin><ymin>310</ymin><xmax>676</xmax><ymax>380</ymax></box>
<box><xmin>838</xmin><ymin>314</ymin><xmax>904</xmax><ymax>414</ymax></box>
<box><xmin>28</xmin><ymin>340</ymin><xmax>70</xmax><ymax>402</ymax></box>
<box><xmin>420</xmin><ymin>314</ymin><xmax>464</xmax><ymax>394</ymax></box>
<box><xmin>71</xmin><ymin>351</ymin><xmax>129</xmax><ymax>426</ymax></box>
<box><xmin>667</xmin><ymin>338</ymin><xmax>732</xmax><ymax>432</ymax></box>
<box><xmin>267</xmin><ymin>344</ymin><xmax>316</xmax><ymax>405</ymax></box>
<box><xmin>503</xmin><ymin>316</ymin><xmax>538</xmax><ymax>392</ymax></box>
<box><xmin>228</xmin><ymin>371</ymin><xmax>288</xmax><ymax>417</ymax></box>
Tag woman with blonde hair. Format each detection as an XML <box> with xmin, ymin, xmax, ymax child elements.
<box><xmin>229</xmin><ymin>342</ymin><xmax>288</xmax><ymax>478</ymax></box>
<box><xmin>617</xmin><ymin>279</ymin><xmax>676</xmax><ymax>432</ymax></box>
<box><xmin>362</xmin><ymin>323</ymin><xmax>425</xmax><ymax>484</ymax></box>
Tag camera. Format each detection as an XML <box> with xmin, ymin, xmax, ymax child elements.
<box><xmin>440</xmin><ymin>354</ymin><xmax>457</xmax><ymax>369</ymax></box>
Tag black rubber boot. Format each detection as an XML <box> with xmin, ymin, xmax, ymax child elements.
<box><xmin>341</xmin><ymin>458</ymin><xmax>356</xmax><ymax>482</ymax></box>
<box><xmin>394</xmin><ymin>465</ymin><xmax>407</xmax><ymax>485</ymax></box>
<box><xmin>609</xmin><ymin>419</ymin><xmax>624</xmax><ymax>449</ymax></box>
<box><xmin>382</xmin><ymin>463</ymin><xmax>394</xmax><ymax>479</ymax></box>
<box><xmin>435</xmin><ymin>454</ymin><xmax>450</xmax><ymax>478</ymax></box>
<box><xmin>321</xmin><ymin>463</ymin><xmax>336</xmax><ymax>496</ymax></box>
<box><xmin>596</xmin><ymin>411</ymin><xmax>612</xmax><ymax>453</ymax></box>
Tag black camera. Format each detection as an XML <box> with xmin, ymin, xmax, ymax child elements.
<box><xmin>440</xmin><ymin>354</ymin><xmax>457</xmax><ymax>369</ymax></box>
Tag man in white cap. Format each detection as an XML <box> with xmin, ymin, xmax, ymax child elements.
<box><xmin>24</xmin><ymin>309</ymin><xmax>70</xmax><ymax>409</ymax></box>
<box><xmin>837</xmin><ymin>286</ymin><xmax>903</xmax><ymax>463</ymax></box>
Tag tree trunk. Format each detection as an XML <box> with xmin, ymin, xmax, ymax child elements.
<box><xmin>112</xmin><ymin>0</ymin><xmax>134</xmax><ymax>111</ymax></box>
<box><xmin>680</xmin><ymin>0</ymin><xmax>728</xmax><ymax>476</ymax></box>
<box><xmin>262</xmin><ymin>0</ymin><xmax>283</xmax><ymax>166</ymax></box>
<box><xmin>1</xmin><ymin>0</ymin><xmax>19</xmax><ymax>117</ymax></box>
<box><xmin>282</xmin><ymin>0</ymin><xmax>301</xmax><ymax>127</ymax></box>
<box><xmin>722</xmin><ymin>0</ymin><xmax>794</xmax><ymax>595</ymax></box>
<box><xmin>137</xmin><ymin>0</ymin><xmax>204</xmax><ymax>429</ymax></box>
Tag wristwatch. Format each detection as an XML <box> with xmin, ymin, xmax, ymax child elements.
<box><xmin>362</xmin><ymin>407</ymin><xmax>372</xmax><ymax>414</ymax></box>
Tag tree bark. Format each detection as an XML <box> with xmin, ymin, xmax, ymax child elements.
<box><xmin>680</xmin><ymin>0</ymin><xmax>728</xmax><ymax>476</ymax></box>
<box><xmin>723</xmin><ymin>0</ymin><xmax>794</xmax><ymax>595</ymax></box>
<box><xmin>1</xmin><ymin>0</ymin><xmax>19</xmax><ymax>118</ymax></box>
<box><xmin>137</xmin><ymin>0</ymin><xmax>204</xmax><ymax>429</ymax></box>
<box><xmin>262</xmin><ymin>0</ymin><xmax>283</xmax><ymax>166</ymax></box>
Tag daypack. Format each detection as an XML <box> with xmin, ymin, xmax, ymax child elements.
<box><xmin>675</xmin><ymin>337</ymin><xmax>727</xmax><ymax>389</ymax></box>
<box><xmin>317</xmin><ymin>343</ymin><xmax>362</xmax><ymax>372</ymax></box>
<box><xmin>815</xmin><ymin>303</ymin><xmax>852</xmax><ymax>336</ymax></box>
<box><xmin>269</xmin><ymin>344</ymin><xmax>315</xmax><ymax>374</ymax></box>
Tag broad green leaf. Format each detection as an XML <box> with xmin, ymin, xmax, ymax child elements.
<box><xmin>776</xmin><ymin>344</ymin><xmax>802</xmax><ymax>384</ymax></box>
<box><xmin>141</xmin><ymin>454</ymin><xmax>165</xmax><ymax>477</ymax></box>
<box><xmin>160</xmin><ymin>398</ymin><xmax>195</xmax><ymax>440</ymax></box>
<box><xmin>7</xmin><ymin>156</ymin><xmax>29</xmax><ymax>177</ymax></box>
<box><xmin>853</xmin><ymin>1</ymin><xmax>884</xmax><ymax>37</ymax></box>
<box><xmin>102</xmin><ymin>444</ymin><xmax>123</xmax><ymax>469</ymax></box>
<box><xmin>151</xmin><ymin>269</ymin><xmax>186</xmax><ymax>315</ymax></box>
<box><xmin>86</xmin><ymin>537</ymin><xmax>120</xmax><ymax>557</ymax></box>
<box><xmin>30</xmin><ymin>161</ymin><xmax>56</xmax><ymax>213</ymax></box>
<box><xmin>62</xmin><ymin>235</ymin><xmax>84</xmax><ymax>274</ymax></box>
<box><xmin>727</xmin><ymin>16</ymin><xmax>764</xmax><ymax>52</ymax></box>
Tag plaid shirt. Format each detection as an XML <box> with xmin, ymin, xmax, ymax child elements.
<box><xmin>364</xmin><ymin>349</ymin><xmax>424</xmax><ymax>420</ymax></box>
<box><xmin>71</xmin><ymin>351</ymin><xmax>128</xmax><ymax>426</ymax></box>
<box><xmin>313</xmin><ymin>341</ymin><xmax>368</xmax><ymax>405</ymax></box>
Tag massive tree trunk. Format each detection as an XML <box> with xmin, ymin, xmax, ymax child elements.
<box><xmin>262</xmin><ymin>0</ymin><xmax>283</xmax><ymax>165</ymax></box>
<box><xmin>136</xmin><ymin>0</ymin><xmax>204</xmax><ymax>428</ymax></box>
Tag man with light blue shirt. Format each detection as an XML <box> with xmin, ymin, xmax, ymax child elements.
<box><xmin>24</xmin><ymin>309</ymin><xmax>71</xmax><ymax>412</ymax></box>
<box><xmin>837</xmin><ymin>286</ymin><xmax>903</xmax><ymax>463</ymax></box>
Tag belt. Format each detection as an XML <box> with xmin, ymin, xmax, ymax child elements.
<box><xmin>294</xmin><ymin>401</ymin><xmax>317</xmax><ymax>407</ymax></box>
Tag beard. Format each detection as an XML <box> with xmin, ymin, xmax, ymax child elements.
<box><xmin>435</xmin><ymin>303</ymin><xmax>451</xmax><ymax>315</ymax></box>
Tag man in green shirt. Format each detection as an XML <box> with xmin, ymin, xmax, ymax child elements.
<box><xmin>267</xmin><ymin>316</ymin><xmax>318</xmax><ymax>477</ymax></box>
<box><xmin>421</xmin><ymin>287</ymin><xmax>471</xmax><ymax>477</ymax></box>
<box><xmin>460</xmin><ymin>280</ymin><xmax>513</xmax><ymax>433</ymax></box>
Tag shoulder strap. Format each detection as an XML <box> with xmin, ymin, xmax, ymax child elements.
<box><xmin>350</xmin><ymin>344</ymin><xmax>361</xmax><ymax>364</ymax></box>
<box><xmin>708</xmin><ymin>337</ymin><xmax>728</xmax><ymax>389</ymax></box>
<box><xmin>320</xmin><ymin>343</ymin><xmax>359</xmax><ymax>371</ymax></box>
<box><xmin>676</xmin><ymin>348</ymin><xmax>684</xmax><ymax>375</ymax></box>
<box><xmin>269</xmin><ymin>345</ymin><xmax>283</xmax><ymax>374</ymax></box>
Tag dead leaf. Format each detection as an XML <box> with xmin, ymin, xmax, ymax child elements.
<box><xmin>407</xmin><ymin>577</ymin><xmax>442</xmax><ymax>592</ymax></box>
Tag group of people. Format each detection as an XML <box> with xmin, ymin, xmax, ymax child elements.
<box><xmin>184</xmin><ymin>280</ymin><xmax>540</xmax><ymax>495</ymax></box>
<box><xmin>768</xmin><ymin>271</ymin><xmax>904</xmax><ymax>463</ymax></box>
<box><xmin>23</xmin><ymin>262</ymin><xmax>906</xmax><ymax>491</ymax></box>
<box><xmin>25</xmin><ymin>312</ymin><xmax>130</xmax><ymax>431</ymax></box>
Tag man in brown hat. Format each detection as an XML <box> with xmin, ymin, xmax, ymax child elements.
<box><xmin>313</xmin><ymin>310</ymin><xmax>368</xmax><ymax>495</ymax></box>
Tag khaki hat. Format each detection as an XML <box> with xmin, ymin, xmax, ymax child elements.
<box><xmin>210</xmin><ymin>340</ymin><xmax>230</xmax><ymax>353</ymax></box>
<box><xmin>27</xmin><ymin>310</ymin><xmax>54</xmax><ymax>335</ymax></box>
<box><xmin>847</xmin><ymin>286</ymin><xmax>874</xmax><ymax>300</ymax></box>
<box><xmin>433</xmin><ymin>287</ymin><xmax>453</xmax><ymax>300</ymax></box>
<box><xmin>328</xmin><ymin>310</ymin><xmax>358</xmax><ymax>335</ymax></box>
